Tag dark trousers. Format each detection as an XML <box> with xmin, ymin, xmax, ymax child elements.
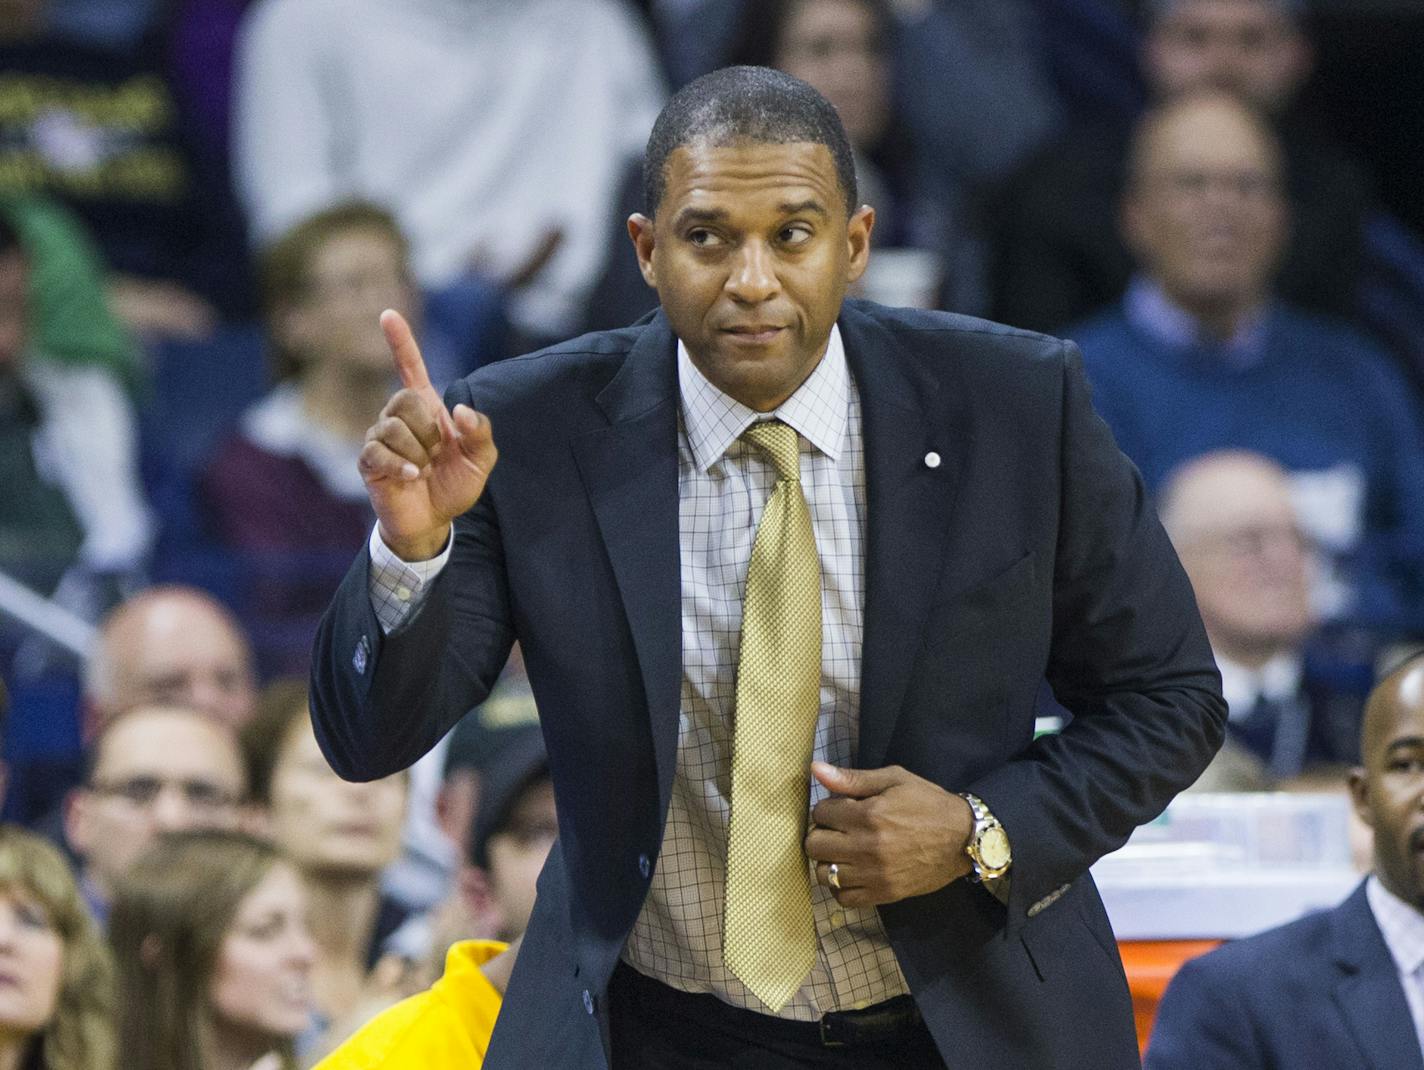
<box><xmin>607</xmin><ymin>962</ymin><xmax>948</xmax><ymax>1069</ymax></box>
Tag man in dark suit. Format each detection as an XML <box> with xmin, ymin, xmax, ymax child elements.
<box><xmin>310</xmin><ymin>66</ymin><xmax>1225</xmax><ymax>1067</ymax></box>
<box><xmin>1146</xmin><ymin>654</ymin><xmax>1424</xmax><ymax>1069</ymax></box>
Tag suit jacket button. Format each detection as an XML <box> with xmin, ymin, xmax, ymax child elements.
<box><xmin>583</xmin><ymin>989</ymin><xmax>596</xmax><ymax>1015</ymax></box>
<box><xmin>638</xmin><ymin>853</ymin><xmax>651</xmax><ymax>878</ymax></box>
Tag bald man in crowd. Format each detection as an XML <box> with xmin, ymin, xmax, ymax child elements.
<box><xmin>1146</xmin><ymin>655</ymin><xmax>1424</xmax><ymax>1068</ymax></box>
<box><xmin>1159</xmin><ymin>450</ymin><xmax>1364</xmax><ymax>787</ymax></box>
<box><xmin>994</xmin><ymin>0</ymin><xmax>1372</xmax><ymax>333</ymax></box>
<box><xmin>64</xmin><ymin>704</ymin><xmax>250</xmax><ymax>922</ymax></box>
<box><xmin>83</xmin><ymin>585</ymin><xmax>257</xmax><ymax>731</ymax></box>
<box><xmin>1072</xmin><ymin>90</ymin><xmax>1424</xmax><ymax>637</ymax></box>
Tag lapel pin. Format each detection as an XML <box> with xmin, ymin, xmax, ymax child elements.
<box><xmin>924</xmin><ymin>451</ymin><xmax>942</xmax><ymax>469</ymax></box>
<box><xmin>353</xmin><ymin>635</ymin><xmax>370</xmax><ymax>675</ymax></box>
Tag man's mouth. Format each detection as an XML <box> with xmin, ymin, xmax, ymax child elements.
<box><xmin>722</xmin><ymin>325</ymin><xmax>785</xmax><ymax>344</ymax></box>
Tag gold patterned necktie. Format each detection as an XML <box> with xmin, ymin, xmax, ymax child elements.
<box><xmin>723</xmin><ymin>419</ymin><xmax>822</xmax><ymax>1012</ymax></box>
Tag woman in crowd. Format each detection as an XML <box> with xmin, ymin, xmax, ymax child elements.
<box><xmin>109</xmin><ymin>829</ymin><xmax>315</xmax><ymax>1070</ymax></box>
<box><xmin>0</xmin><ymin>826</ymin><xmax>114</xmax><ymax>1070</ymax></box>
<box><xmin>241</xmin><ymin>681</ymin><xmax>410</xmax><ymax>1043</ymax></box>
<box><xmin>199</xmin><ymin>201</ymin><xmax>419</xmax><ymax>671</ymax></box>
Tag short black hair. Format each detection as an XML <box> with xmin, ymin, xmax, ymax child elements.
<box><xmin>643</xmin><ymin>65</ymin><xmax>858</xmax><ymax>218</ymax></box>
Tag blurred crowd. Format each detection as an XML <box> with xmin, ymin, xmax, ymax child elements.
<box><xmin>0</xmin><ymin>0</ymin><xmax>1423</xmax><ymax>1064</ymax></box>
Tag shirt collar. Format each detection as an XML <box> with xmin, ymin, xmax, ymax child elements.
<box><xmin>677</xmin><ymin>324</ymin><xmax>849</xmax><ymax>474</ymax></box>
<box><xmin>1367</xmin><ymin>875</ymin><xmax>1424</xmax><ymax>978</ymax></box>
<box><xmin>1124</xmin><ymin>276</ymin><xmax>1271</xmax><ymax>369</ymax></box>
<box><xmin>1215</xmin><ymin>651</ymin><xmax>1302</xmax><ymax>720</ymax></box>
<box><xmin>242</xmin><ymin>383</ymin><xmax>369</xmax><ymax>499</ymax></box>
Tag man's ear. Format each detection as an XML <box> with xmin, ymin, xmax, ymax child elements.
<box><xmin>458</xmin><ymin>863</ymin><xmax>493</xmax><ymax>917</ymax></box>
<box><xmin>63</xmin><ymin>790</ymin><xmax>89</xmax><ymax>856</ymax></box>
<box><xmin>1278</xmin><ymin>35</ymin><xmax>1314</xmax><ymax>104</ymax></box>
<box><xmin>627</xmin><ymin>214</ymin><xmax>658</xmax><ymax>289</ymax></box>
<box><xmin>845</xmin><ymin>205</ymin><xmax>875</xmax><ymax>285</ymax></box>
<box><xmin>1347</xmin><ymin>766</ymin><xmax>1374</xmax><ymax>830</ymax></box>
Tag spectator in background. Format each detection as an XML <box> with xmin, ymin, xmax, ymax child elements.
<box><xmin>110</xmin><ymin>830</ymin><xmax>314</xmax><ymax>1070</ymax></box>
<box><xmin>0</xmin><ymin>0</ymin><xmax>247</xmax><ymax>337</ymax></box>
<box><xmin>433</xmin><ymin>669</ymin><xmax>540</xmax><ymax>878</ymax></box>
<box><xmin>0</xmin><ymin>825</ymin><xmax>115</xmax><ymax>1070</ymax></box>
<box><xmin>0</xmin><ymin>215</ymin><xmax>152</xmax><ymax>609</ymax></box>
<box><xmin>200</xmin><ymin>203</ymin><xmax>410</xmax><ymax>666</ymax></box>
<box><xmin>63</xmin><ymin>705</ymin><xmax>248</xmax><ymax>924</ymax></box>
<box><xmin>370</xmin><ymin>662</ymin><xmax>541</xmax><ymax>966</ymax></box>
<box><xmin>1071</xmin><ymin>92</ymin><xmax>1424</xmax><ymax>638</ymax></box>
<box><xmin>608</xmin><ymin>0</ymin><xmax>1056</xmax><ymax>322</ymax></box>
<box><xmin>1159</xmin><ymin>451</ymin><xmax>1366</xmax><ymax>788</ymax></box>
<box><xmin>729</xmin><ymin>0</ymin><xmax>955</xmax><ymax>311</ymax></box>
<box><xmin>1144</xmin><ymin>654</ymin><xmax>1424</xmax><ymax>1069</ymax></box>
<box><xmin>233</xmin><ymin>0</ymin><xmax>664</xmax><ymax>371</ymax></box>
<box><xmin>0</xmin><ymin>197</ymin><xmax>140</xmax><ymax>391</ymax></box>
<box><xmin>467</xmin><ymin>726</ymin><xmax>556</xmax><ymax>945</ymax></box>
<box><xmin>242</xmin><ymin>682</ymin><xmax>408</xmax><ymax>1041</ymax></box>
<box><xmin>84</xmin><ymin>586</ymin><xmax>257</xmax><ymax>732</ymax></box>
<box><xmin>992</xmin><ymin>0</ymin><xmax>1371</xmax><ymax>335</ymax></box>
<box><xmin>312</xmin><ymin>726</ymin><xmax>554</xmax><ymax>1070</ymax></box>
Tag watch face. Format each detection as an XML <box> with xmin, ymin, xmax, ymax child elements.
<box><xmin>979</xmin><ymin>827</ymin><xmax>1011</xmax><ymax>870</ymax></box>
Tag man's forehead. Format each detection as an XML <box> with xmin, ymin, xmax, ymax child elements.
<box><xmin>1141</xmin><ymin>107</ymin><xmax>1278</xmax><ymax>177</ymax></box>
<box><xmin>96</xmin><ymin>711</ymin><xmax>239</xmax><ymax>772</ymax></box>
<box><xmin>1366</xmin><ymin>664</ymin><xmax>1424</xmax><ymax>757</ymax></box>
<box><xmin>663</xmin><ymin>140</ymin><xmax>841</xmax><ymax>200</ymax></box>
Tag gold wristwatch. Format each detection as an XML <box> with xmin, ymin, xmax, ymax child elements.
<box><xmin>959</xmin><ymin>792</ymin><xmax>1012</xmax><ymax>882</ymax></box>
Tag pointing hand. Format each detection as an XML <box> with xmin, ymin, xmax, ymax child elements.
<box><xmin>358</xmin><ymin>310</ymin><xmax>498</xmax><ymax>561</ymax></box>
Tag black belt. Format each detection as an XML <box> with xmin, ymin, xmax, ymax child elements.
<box><xmin>612</xmin><ymin>961</ymin><xmax>924</xmax><ymax>1049</ymax></box>
<box><xmin>818</xmin><ymin>994</ymin><xmax>922</xmax><ymax>1048</ymax></box>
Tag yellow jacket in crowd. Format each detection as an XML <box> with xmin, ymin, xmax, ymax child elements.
<box><xmin>314</xmin><ymin>940</ymin><xmax>508</xmax><ymax>1069</ymax></box>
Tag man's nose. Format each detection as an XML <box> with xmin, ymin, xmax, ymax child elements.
<box><xmin>725</xmin><ymin>241</ymin><xmax>780</xmax><ymax>304</ymax></box>
<box><xmin>151</xmin><ymin>786</ymin><xmax>194</xmax><ymax>830</ymax></box>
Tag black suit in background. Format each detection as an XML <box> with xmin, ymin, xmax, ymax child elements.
<box><xmin>988</xmin><ymin>116</ymin><xmax>1371</xmax><ymax>335</ymax></box>
<box><xmin>309</xmin><ymin>299</ymin><xmax>1226</xmax><ymax>1067</ymax></box>
<box><xmin>1146</xmin><ymin>881</ymin><xmax>1424</xmax><ymax>1070</ymax></box>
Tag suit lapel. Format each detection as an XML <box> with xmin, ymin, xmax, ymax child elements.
<box><xmin>1331</xmin><ymin>882</ymin><xmax>1424</xmax><ymax>1070</ymax></box>
<box><xmin>841</xmin><ymin>305</ymin><xmax>971</xmax><ymax>768</ymax></box>
<box><xmin>572</xmin><ymin>313</ymin><xmax>683</xmax><ymax>815</ymax></box>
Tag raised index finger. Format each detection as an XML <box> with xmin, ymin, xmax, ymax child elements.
<box><xmin>380</xmin><ymin>308</ymin><xmax>431</xmax><ymax>390</ymax></box>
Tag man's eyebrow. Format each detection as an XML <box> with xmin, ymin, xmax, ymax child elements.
<box><xmin>1384</xmin><ymin>736</ymin><xmax>1424</xmax><ymax>756</ymax></box>
<box><xmin>779</xmin><ymin>199</ymin><xmax>829</xmax><ymax>218</ymax></box>
<box><xmin>672</xmin><ymin>206</ymin><xmax>729</xmax><ymax>228</ymax></box>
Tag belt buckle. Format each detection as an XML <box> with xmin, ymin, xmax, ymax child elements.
<box><xmin>818</xmin><ymin>1013</ymin><xmax>851</xmax><ymax>1048</ymax></box>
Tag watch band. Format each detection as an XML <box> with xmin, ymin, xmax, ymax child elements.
<box><xmin>959</xmin><ymin>792</ymin><xmax>1011</xmax><ymax>882</ymax></box>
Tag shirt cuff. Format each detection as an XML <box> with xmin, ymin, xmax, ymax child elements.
<box><xmin>367</xmin><ymin>524</ymin><xmax>453</xmax><ymax>634</ymax></box>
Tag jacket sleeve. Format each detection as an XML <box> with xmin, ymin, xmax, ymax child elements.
<box><xmin>967</xmin><ymin>341</ymin><xmax>1227</xmax><ymax>933</ymax></box>
<box><xmin>308</xmin><ymin>377</ymin><xmax>514</xmax><ymax>781</ymax></box>
<box><xmin>1143</xmin><ymin>953</ymin><xmax>1264</xmax><ymax>1070</ymax></box>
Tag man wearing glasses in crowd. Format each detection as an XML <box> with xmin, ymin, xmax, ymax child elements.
<box><xmin>64</xmin><ymin>704</ymin><xmax>249</xmax><ymax>923</ymax></box>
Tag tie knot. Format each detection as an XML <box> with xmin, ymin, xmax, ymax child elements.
<box><xmin>741</xmin><ymin>421</ymin><xmax>801</xmax><ymax>484</ymax></box>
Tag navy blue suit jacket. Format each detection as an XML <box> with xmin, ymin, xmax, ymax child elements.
<box><xmin>310</xmin><ymin>300</ymin><xmax>1226</xmax><ymax>1068</ymax></box>
<box><xmin>1146</xmin><ymin>881</ymin><xmax>1423</xmax><ymax>1070</ymax></box>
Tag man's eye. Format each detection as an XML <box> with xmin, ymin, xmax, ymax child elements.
<box><xmin>780</xmin><ymin>225</ymin><xmax>812</xmax><ymax>246</ymax></box>
<box><xmin>14</xmin><ymin>903</ymin><xmax>51</xmax><ymax>931</ymax></box>
<box><xmin>688</xmin><ymin>229</ymin><xmax>721</xmax><ymax>248</ymax></box>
